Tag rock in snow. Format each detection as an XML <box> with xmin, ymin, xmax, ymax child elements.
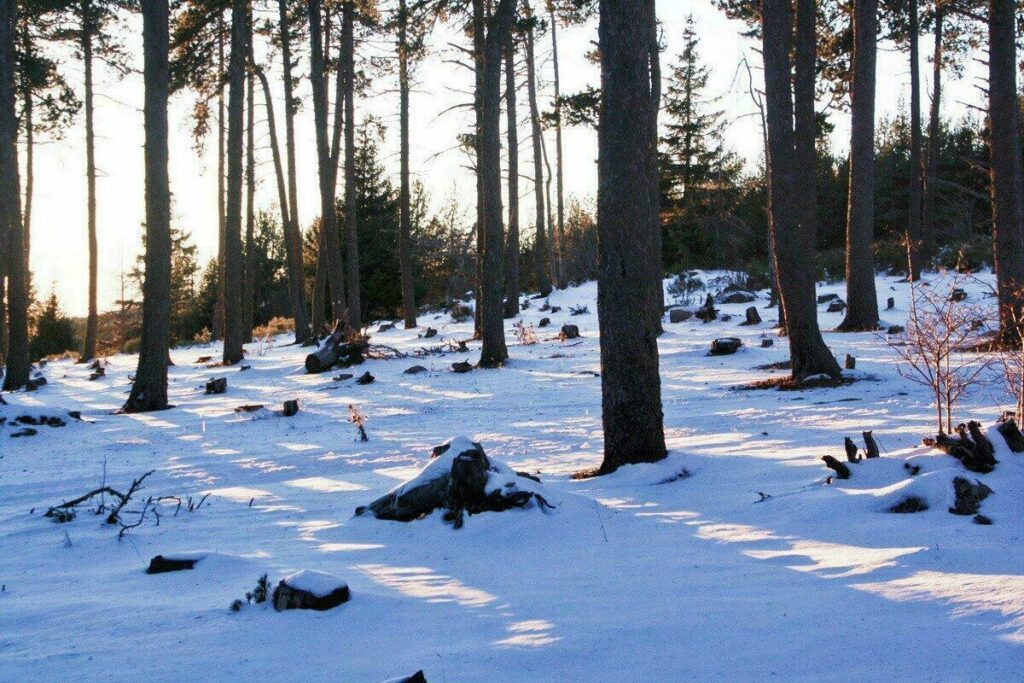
<box><xmin>273</xmin><ymin>570</ymin><xmax>350</xmax><ymax>611</ymax></box>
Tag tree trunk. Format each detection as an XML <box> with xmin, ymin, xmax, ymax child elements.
<box><xmin>761</xmin><ymin>0</ymin><xmax>840</xmax><ymax>380</ymax></box>
<box><xmin>594</xmin><ymin>0</ymin><xmax>667</xmax><ymax>473</ymax></box>
<box><xmin>989</xmin><ymin>0</ymin><xmax>1024</xmax><ymax>346</ymax></box>
<box><xmin>18</xmin><ymin>19</ymin><xmax>29</xmax><ymax>275</ymax></box>
<box><xmin>397</xmin><ymin>0</ymin><xmax>416</xmax><ymax>328</ymax></box>
<box><xmin>123</xmin><ymin>0</ymin><xmax>170</xmax><ymax>411</ymax></box>
<box><xmin>221</xmin><ymin>0</ymin><xmax>247</xmax><ymax>365</ymax></box>
<box><xmin>472</xmin><ymin>0</ymin><xmax>485</xmax><ymax>338</ymax></box>
<box><xmin>342</xmin><ymin>0</ymin><xmax>360</xmax><ymax>329</ymax></box>
<box><xmin>503</xmin><ymin>40</ymin><xmax>520</xmax><ymax>319</ymax></box>
<box><xmin>81</xmin><ymin>0</ymin><xmax>99</xmax><ymax>361</ymax></box>
<box><xmin>0</xmin><ymin>274</ymin><xmax>6</xmax><ymax>364</ymax></box>
<box><xmin>244</xmin><ymin>33</ymin><xmax>255</xmax><ymax>344</ymax></box>
<box><xmin>525</xmin><ymin>19</ymin><xmax>551</xmax><ymax>296</ymax></box>
<box><xmin>906</xmin><ymin>0</ymin><xmax>923</xmax><ymax>281</ymax></box>
<box><xmin>921</xmin><ymin>6</ymin><xmax>942</xmax><ymax>257</ymax></box>
<box><xmin>645</xmin><ymin>0</ymin><xmax>663</xmax><ymax>336</ymax></box>
<box><xmin>477</xmin><ymin>0</ymin><xmax>516</xmax><ymax>368</ymax></box>
<box><xmin>838</xmin><ymin>0</ymin><xmax>879</xmax><ymax>332</ymax></box>
<box><xmin>213</xmin><ymin>16</ymin><xmax>226</xmax><ymax>342</ymax></box>
<box><xmin>276</xmin><ymin>0</ymin><xmax>310</xmax><ymax>344</ymax></box>
<box><xmin>549</xmin><ymin>7</ymin><xmax>564</xmax><ymax>289</ymax></box>
<box><xmin>307</xmin><ymin>0</ymin><xmax>347</xmax><ymax>325</ymax></box>
<box><xmin>1</xmin><ymin>0</ymin><xmax>27</xmax><ymax>390</ymax></box>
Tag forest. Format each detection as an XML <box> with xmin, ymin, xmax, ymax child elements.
<box><xmin>0</xmin><ymin>0</ymin><xmax>1023</xmax><ymax>681</ymax></box>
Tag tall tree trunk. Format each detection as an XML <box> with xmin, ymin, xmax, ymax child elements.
<box><xmin>989</xmin><ymin>0</ymin><xmax>1024</xmax><ymax>345</ymax></box>
<box><xmin>221</xmin><ymin>0</ymin><xmax>247</xmax><ymax>365</ymax></box>
<box><xmin>123</xmin><ymin>0</ymin><xmax>170</xmax><ymax>411</ymax></box>
<box><xmin>595</xmin><ymin>0</ymin><xmax>666</xmax><ymax>473</ymax></box>
<box><xmin>838</xmin><ymin>0</ymin><xmax>879</xmax><ymax>332</ymax></box>
<box><xmin>472</xmin><ymin>0</ymin><xmax>485</xmax><ymax>338</ymax></box>
<box><xmin>921</xmin><ymin>6</ymin><xmax>942</xmax><ymax>255</ymax></box>
<box><xmin>549</xmin><ymin>6</ymin><xmax>564</xmax><ymax>289</ymax></box>
<box><xmin>1</xmin><ymin>0</ymin><xmax>27</xmax><ymax>389</ymax></box>
<box><xmin>307</xmin><ymin>0</ymin><xmax>347</xmax><ymax>324</ymax></box>
<box><xmin>761</xmin><ymin>0</ymin><xmax>840</xmax><ymax>380</ymax></box>
<box><xmin>645</xmin><ymin>0</ymin><xmax>663</xmax><ymax>335</ymax></box>
<box><xmin>81</xmin><ymin>0</ymin><xmax>99</xmax><ymax>361</ymax></box>
<box><xmin>342</xmin><ymin>0</ymin><xmax>360</xmax><ymax>329</ymax></box>
<box><xmin>213</xmin><ymin>15</ymin><xmax>226</xmax><ymax>341</ymax></box>
<box><xmin>525</xmin><ymin>19</ymin><xmax>551</xmax><ymax>296</ymax></box>
<box><xmin>276</xmin><ymin>0</ymin><xmax>310</xmax><ymax>343</ymax></box>
<box><xmin>397</xmin><ymin>0</ymin><xmax>416</xmax><ymax>328</ymax></box>
<box><xmin>0</xmin><ymin>274</ymin><xmax>6</xmax><ymax>363</ymax></box>
<box><xmin>503</xmin><ymin>40</ymin><xmax>520</xmax><ymax>319</ymax></box>
<box><xmin>906</xmin><ymin>0</ymin><xmax>923</xmax><ymax>280</ymax></box>
<box><xmin>477</xmin><ymin>0</ymin><xmax>516</xmax><ymax>367</ymax></box>
<box><xmin>243</xmin><ymin>35</ymin><xmax>255</xmax><ymax>344</ymax></box>
<box><xmin>18</xmin><ymin>20</ymin><xmax>29</xmax><ymax>274</ymax></box>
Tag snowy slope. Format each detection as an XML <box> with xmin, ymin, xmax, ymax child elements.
<box><xmin>0</xmin><ymin>271</ymin><xmax>1021</xmax><ymax>682</ymax></box>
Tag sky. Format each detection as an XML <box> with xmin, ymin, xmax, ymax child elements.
<box><xmin>24</xmin><ymin>0</ymin><xmax>988</xmax><ymax>317</ymax></box>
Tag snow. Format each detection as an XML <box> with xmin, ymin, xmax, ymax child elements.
<box><xmin>0</xmin><ymin>270</ymin><xmax>1022</xmax><ymax>681</ymax></box>
<box><xmin>281</xmin><ymin>569</ymin><xmax>348</xmax><ymax>597</ymax></box>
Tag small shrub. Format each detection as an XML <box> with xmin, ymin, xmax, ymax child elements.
<box><xmin>246</xmin><ymin>574</ymin><xmax>270</xmax><ymax>605</ymax></box>
<box><xmin>449</xmin><ymin>302</ymin><xmax>473</xmax><ymax>323</ymax></box>
<box><xmin>874</xmin><ymin>240</ymin><xmax>910</xmax><ymax>276</ymax></box>
<box><xmin>348</xmin><ymin>405</ymin><xmax>368</xmax><ymax>441</ymax></box>
<box><xmin>192</xmin><ymin>327</ymin><xmax>212</xmax><ymax>345</ymax></box>
<box><xmin>252</xmin><ymin>317</ymin><xmax>294</xmax><ymax>339</ymax></box>
<box><xmin>513</xmin><ymin>321</ymin><xmax>538</xmax><ymax>345</ymax></box>
<box><xmin>569</xmin><ymin>304</ymin><xmax>589</xmax><ymax>316</ymax></box>
<box><xmin>666</xmin><ymin>272</ymin><xmax>703</xmax><ymax>305</ymax></box>
<box><xmin>814</xmin><ymin>248</ymin><xmax>846</xmax><ymax>283</ymax></box>
<box><xmin>934</xmin><ymin>236</ymin><xmax>991</xmax><ymax>273</ymax></box>
<box><xmin>742</xmin><ymin>258</ymin><xmax>774</xmax><ymax>292</ymax></box>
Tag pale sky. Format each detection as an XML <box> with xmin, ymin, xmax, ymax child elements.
<box><xmin>24</xmin><ymin>0</ymin><xmax>987</xmax><ymax>316</ymax></box>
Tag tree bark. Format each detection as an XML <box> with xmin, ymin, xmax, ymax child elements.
<box><xmin>80</xmin><ymin>0</ymin><xmax>99</xmax><ymax>361</ymax></box>
<box><xmin>276</xmin><ymin>0</ymin><xmax>310</xmax><ymax>343</ymax></box>
<box><xmin>477</xmin><ymin>0</ymin><xmax>516</xmax><ymax>367</ymax></box>
<box><xmin>906</xmin><ymin>0</ymin><xmax>923</xmax><ymax>280</ymax></box>
<box><xmin>18</xmin><ymin>19</ymin><xmax>29</xmax><ymax>275</ymax></box>
<box><xmin>549</xmin><ymin>6</ymin><xmax>564</xmax><ymax>288</ymax></box>
<box><xmin>307</xmin><ymin>0</ymin><xmax>347</xmax><ymax>325</ymax></box>
<box><xmin>397</xmin><ymin>0</ymin><xmax>416</xmax><ymax>328</ymax></box>
<box><xmin>595</xmin><ymin>0</ymin><xmax>667</xmax><ymax>473</ymax></box>
<box><xmin>761</xmin><ymin>0</ymin><xmax>841</xmax><ymax>380</ymax></box>
<box><xmin>503</xmin><ymin>40</ymin><xmax>520</xmax><ymax>319</ymax></box>
<box><xmin>123</xmin><ymin>0</ymin><xmax>170</xmax><ymax>411</ymax></box>
<box><xmin>213</xmin><ymin>15</ymin><xmax>226</xmax><ymax>341</ymax></box>
<box><xmin>221</xmin><ymin>0</ymin><xmax>247</xmax><ymax>365</ymax></box>
<box><xmin>244</xmin><ymin>29</ymin><xmax>255</xmax><ymax>343</ymax></box>
<box><xmin>838</xmin><ymin>0</ymin><xmax>879</xmax><ymax>332</ymax></box>
<box><xmin>342</xmin><ymin>0</ymin><xmax>360</xmax><ymax>329</ymax></box>
<box><xmin>989</xmin><ymin>0</ymin><xmax>1024</xmax><ymax>346</ymax></box>
<box><xmin>472</xmin><ymin>0</ymin><xmax>485</xmax><ymax>338</ymax></box>
<box><xmin>1</xmin><ymin>0</ymin><xmax>27</xmax><ymax>390</ymax></box>
<box><xmin>645</xmin><ymin>0</ymin><xmax>663</xmax><ymax>335</ymax></box>
<box><xmin>921</xmin><ymin>6</ymin><xmax>942</xmax><ymax>257</ymax></box>
<box><xmin>525</xmin><ymin>18</ymin><xmax>551</xmax><ymax>296</ymax></box>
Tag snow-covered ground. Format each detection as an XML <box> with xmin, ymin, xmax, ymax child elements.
<box><xmin>1</xmin><ymin>272</ymin><xmax>1022</xmax><ymax>682</ymax></box>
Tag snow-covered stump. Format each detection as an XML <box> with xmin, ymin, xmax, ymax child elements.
<box><xmin>356</xmin><ymin>437</ymin><xmax>553</xmax><ymax>529</ymax></box>
<box><xmin>272</xmin><ymin>570</ymin><xmax>350</xmax><ymax>611</ymax></box>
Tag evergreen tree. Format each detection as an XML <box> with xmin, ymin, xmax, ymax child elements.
<box><xmin>29</xmin><ymin>291</ymin><xmax>77</xmax><ymax>359</ymax></box>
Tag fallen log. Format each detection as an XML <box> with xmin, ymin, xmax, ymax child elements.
<box><xmin>305</xmin><ymin>323</ymin><xmax>367</xmax><ymax>374</ymax></box>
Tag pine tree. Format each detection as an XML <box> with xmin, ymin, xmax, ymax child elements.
<box><xmin>29</xmin><ymin>291</ymin><xmax>77</xmax><ymax>360</ymax></box>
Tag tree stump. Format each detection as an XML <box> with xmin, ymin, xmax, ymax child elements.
<box><xmin>272</xmin><ymin>570</ymin><xmax>350</xmax><ymax>611</ymax></box>
<box><xmin>695</xmin><ymin>294</ymin><xmax>717</xmax><ymax>323</ymax></box>
<box><xmin>356</xmin><ymin>372</ymin><xmax>375</xmax><ymax>385</ymax></box>
<box><xmin>887</xmin><ymin>325</ymin><xmax>904</xmax><ymax>335</ymax></box>
<box><xmin>538</xmin><ymin>317</ymin><xmax>551</xmax><ymax>328</ymax></box>
<box><xmin>423</xmin><ymin>327</ymin><xmax>438</xmax><ymax>339</ymax></box>
<box><xmin>844</xmin><ymin>437</ymin><xmax>860</xmax><ymax>463</ymax></box>
<box><xmin>452</xmin><ymin>361</ymin><xmax>473</xmax><ymax>373</ymax></box>
<box><xmin>949</xmin><ymin>288</ymin><xmax>967</xmax><ymax>302</ymax></box>
<box><xmin>282</xmin><ymin>400</ymin><xmax>299</xmax><ymax>417</ymax></box>
<box><xmin>205</xmin><ymin>378</ymin><xmax>227</xmax><ymax>395</ymax></box>
<box><xmin>89</xmin><ymin>366</ymin><xmax>106</xmax><ymax>381</ymax></box>
<box><xmin>822</xmin><ymin>455</ymin><xmax>851</xmax><ymax>479</ymax></box>
<box><xmin>761</xmin><ymin>338</ymin><xmax>774</xmax><ymax>348</ymax></box>
<box><xmin>949</xmin><ymin>477</ymin><xmax>992</xmax><ymax>515</ymax></box>
<box><xmin>304</xmin><ymin>323</ymin><xmax>367</xmax><ymax>374</ymax></box>
<box><xmin>817</xmin><ymin>293</ymin><xmax>840</xmax><ymax>304</ymax></box>
<box><xmin>863</xmin><ymin>431</ymin><xmax>880</xmax><ymax>458</ymax></box>
<box><xmin>997</xmin><ymin>418</ymin><xmax>1024</xmax><ymax>452</ymax></box>
<box><xmin>740</xmin><ymin>307</ymin><xmax>761</xmax><ymax>326</ymax></box>
<box><xmin>886</xmin><ymin>297</ymin><xmax>895</xmax><ymax>310</ymax></box>
<box><xmin>826</xmin><ymin>300</ymin><xmax>847</xmax><ymax>313</ymax></box>
<box><xmin>844</xmin><ymin>354</ymin><xmax>856</xmax><ymax>370</ymax></box>
<box><xmin>560</xmin><ymin>324</ymin><xmax>580</xmax><ymax>340</ymax></box>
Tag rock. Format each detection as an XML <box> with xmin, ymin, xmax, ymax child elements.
<box><xmin>538</xmin><ymin>317</ymin><xmax>551</xmax><ymax>328</ymax></box>
<box><xmin>235</xmin><ymin>404</ymin><xmax>265</xmax><ymax>413</ymax></box>
<box><xmin>378</xmin><ymin>323</ymin><xmax>395</xmax><ymax>333</ymax></box>
<box><xmin>10</xmin><ymin>428</ymin><xmax>37</xmax><ymax>438</ymax></box>
<box><xmin>817</xmin><ymin>293</ymin><xmax>840</xmax><ymax>304</ymax></box>
<box><xmin>710</xmin><ymin>337</ymin><xmax>742</xmax><ymax>355</ymax></box>
<box><xmin>452</xmin><ymin>361</ymin><xmax>473</xmax><ymax>373</ymax></box>
<box><xmin>67</xmin><ymin>411</ymin><xmax>82</xmax><ymax>421</ymax></box>
<box><xmin>721</xmin><ymin>314</ymin><xmax>733</xmax><ymax>322</ymax></box>
<box><xmin>886</xmin><ymin>297</ymin><xmax>895</xmax><ymax>310</ymax></box>
<box><xmin>423</xmin><ymin>327</ymin><xmax>438</xmax><ymax>339</ymax></box>
<box><xmin>404</xmin><ymin>365</ymin><xmax>428</xmax><ymax>375</ymax></box>
<box><xmin>669</xmin><ymin>308</ymin><xmax>693</xmax><ymax>324</ymax></box>
<box><xmin>695</xmin><ymin>294</ymin><xmax>717</xmax><ymax>323</ymax></box>
<box><xmin>205</xmin><ymin>377</ymin><xmax>227</xmax><ymax>395</ymax></box>
<box><xmin>146</xmin><ymin>555</ymin><xmax>200</xmax><ymax>574</ymax></box>
<box><xmin>761</xmin><ymin>338</ymin><xmax>774</xmax><ymax>348</ymax></box>
<box><xmin>826</xmin><ymin>300</ymin><xmax>847</xmax><ymax>313</ymax></box>
<box><xmin>949</xmin><ymin>477</ymin><xmax>992</xmax><ymax>515</ymax></box>
<box><xmin>282</xmin><ymin>400</ymin><xmax>299</xmax><ymax>417</ymax></box>
<box><xmin>889</xmin><ymin>496</ymin><xmax>929</xmax><ymax>513</ymax></box>
<box><xmin>973</xmin><ymin>514</ymin><xmax>992</xmax><ymax>525</ymax></box>
<box><xmin>844</xmin><ymin>354</ymin><xmax>856</xmax><ymax>370</ymax></box>
<box><xmin>721</xmin><ymin>290</ymin><xmax>756</xmax><ymax>304</ymax></box>
<box><xmin>887</xmin><ymin>325</ymin><xmax>904</xmax><ymax>335</ymax></box>
<box><xmin>272</xmin><ymin>570</ymin><xmax>350</xmax><ymax>611</ymax></box>
<box><xmin>560</xmin><ymin>324</ymin><xmax>580</xmax><ymax>340</ymax></box>
<box><xmin>26</xmin><ymin>377</ymin><xmax>47</xmax><ymax>391</ymax></box>
<box><xmin>356</xmin><ymin>372</ymin><xmax>375</xmax><ymax>385</ymax></box>
<box><xmin>740</xmin><ymin>307</ymin><xmax>761</xmax><ymax>326</ymax></box>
